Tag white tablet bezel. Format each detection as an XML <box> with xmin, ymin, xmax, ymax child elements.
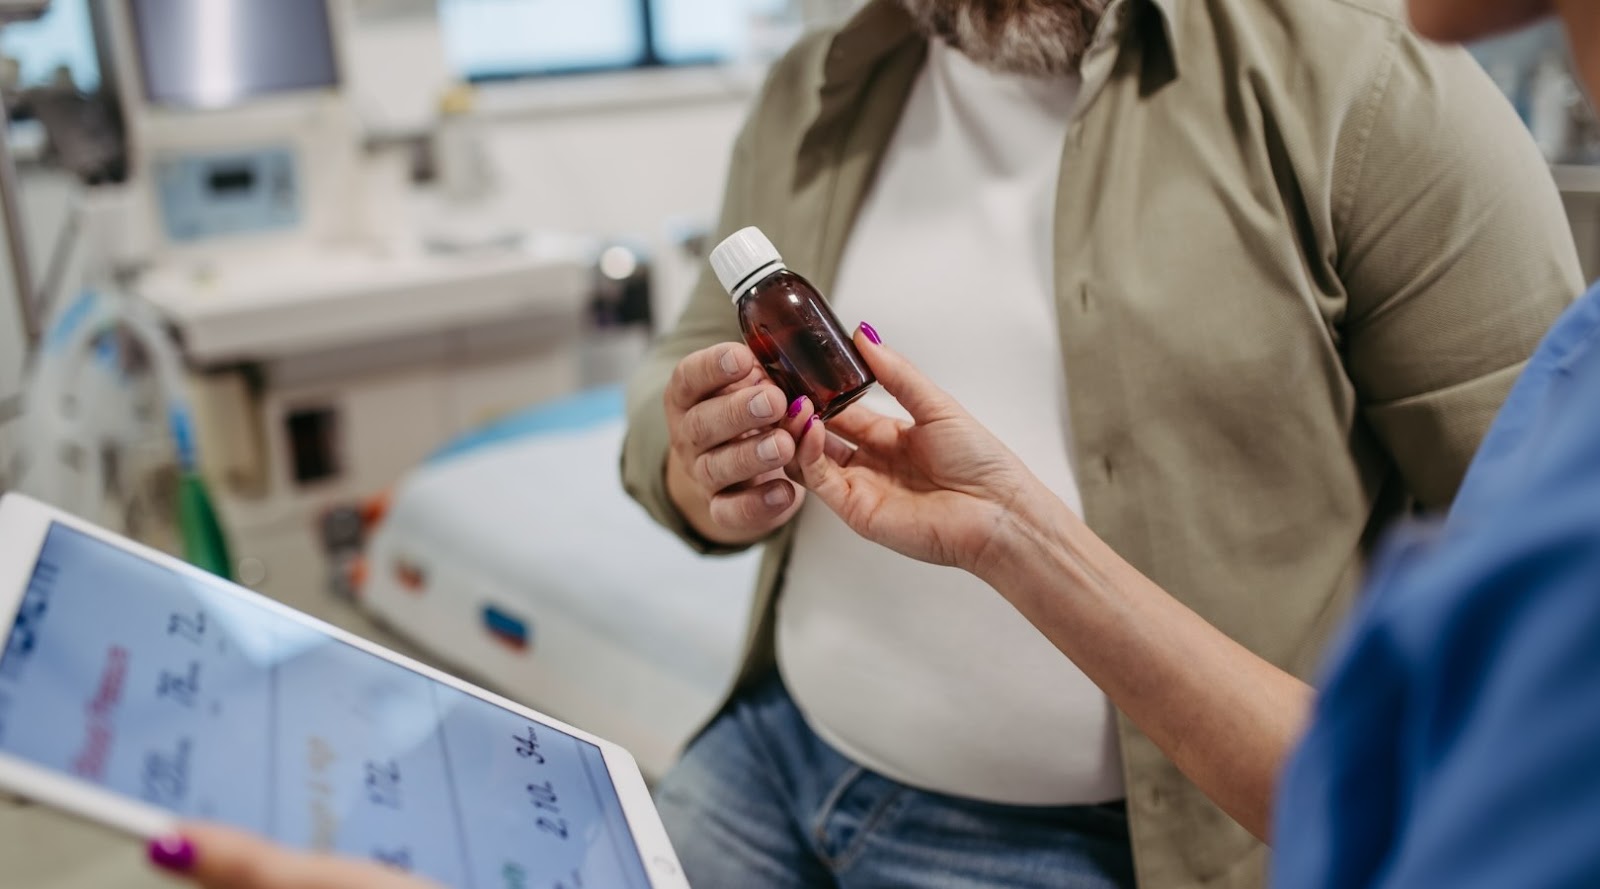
<box><xmin>0</xmin><ymin>493</ymin><xmax>689</xmax><ymax>889</ymax></box>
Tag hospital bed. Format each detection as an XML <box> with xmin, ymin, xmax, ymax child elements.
<box><xmin>357</xmin><ymin>386</ymin><xmax>759</xmax><ymax>781</ymax></box>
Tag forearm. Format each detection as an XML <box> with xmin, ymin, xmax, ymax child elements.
<box><xmin>985</xmin><ymin>494</ymin><xmax>1313</xmax><ymax>840</ymax></box>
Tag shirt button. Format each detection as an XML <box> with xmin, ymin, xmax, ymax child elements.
<box><xmin>1144</xmin><ymin>785</ymin><xmax>1167</xmax><ymax>811</ymax></box>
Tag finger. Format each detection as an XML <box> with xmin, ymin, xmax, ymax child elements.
<box><xmin>785</xmin><ymin>399</ymin><xmax>857</xmax><ymax>464</ymax></box>
<box><xmin>785</xmin><ymin>427</ymin><xmax>856</xmax><ymax>483</ymax></box>
<box><xmin>695</xmin><ymin>429</ymin><xmax>796</xmax><ymax>490</ymax></box>
<box><xmin>852</xmin><ymin>325</ymin><xmax>962</xmax><ymax>425</ymax></box>
<box><xmin>794</xmin><ymin>418</ymin><xmax>852</xmax><ymax>509</ymax></box>
<box><xmin>778</xmin><ymin>396</ymin><xmax>815</xmax><ymax>441</ymax></box>
<box><xmin>823</xmin><ymin>403</ymin><xmax>906</xmax><ymax>452</ymax></box>
<box><xmin>708</xmin><ymin>477</ymin><xmax>800</xmax><ymax>530</ymax></box>
<box><xmin>824</xmin><ymin>431</ymin><xmax>858</xmax><ymax>466</ymax></box>
<box><xmin>680</xmin><ymin>383</ymin><xmax>788</xmax><ymax>452</ymax></box>
<box><xmin>666</xmin><ymin>344</ymin><xmax>758</xmax><ymax>415</ymax></box>
<box><xmin>717</xmin><ymin>366</ymin><xmax>769</xmax><ymax>397</ymax></box>
<box><xmin>165</xmin><ymin>824</ymin><xmax>430</xmax><ymax>889</ymax></box>
<box><xmin>783</xmin><ymin>407</ymin><xmax>820</xmax><ymax>484</ymax></box>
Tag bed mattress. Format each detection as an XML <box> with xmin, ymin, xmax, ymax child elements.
<box><xmin>359</xmin><ymin>388</ymin><xmax>760</xmax><ymax>779</ymax></box>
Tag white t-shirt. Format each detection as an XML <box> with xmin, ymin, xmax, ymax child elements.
<box><xmin>776</xmin><ymin>38</ymin><xmax>1125</xmax><ymax>806</ymax></box>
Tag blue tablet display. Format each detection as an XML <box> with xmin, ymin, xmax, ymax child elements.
<box><xmin>0</xmin><ymin>523</ymin><xmax>651</xmax><ymax>889</ymax></box>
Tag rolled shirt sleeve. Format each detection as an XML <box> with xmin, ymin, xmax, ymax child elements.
<box><xmin>1335</xmin><ymin>38</ymin><xmax>1582</xmax><ymax>509</ymax></box>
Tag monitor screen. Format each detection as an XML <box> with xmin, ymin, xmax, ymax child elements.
<box><xmin>128</xmin><ymin>0</ymin><xmax>340</xmax><ymax>109</ymax></box>
<box><xmin>0</xmin><ymin>0</ymin><xmax>101</xmax><ymax>93</ymax></box>
<box><xmin>0</xmin><ymin>522</ymin><xmax>655</xmax><ymax>888</ymax></box>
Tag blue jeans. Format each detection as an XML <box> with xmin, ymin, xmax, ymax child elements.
<box><xmin>655</xmin><ymin>673</ymin><xmax>1136</xmax><ymax>889</ymax></box>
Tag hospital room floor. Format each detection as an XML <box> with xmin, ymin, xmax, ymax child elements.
<box><xmin>0</xmin><ymin>592</ymin><xmax>445</xmax><ymax>889</ymax></box>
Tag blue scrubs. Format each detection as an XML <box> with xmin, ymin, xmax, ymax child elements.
<box><xmin>1272</xmin><ymin>283</ymin><xmax>1600</xmax><ymax>887</ymax></box>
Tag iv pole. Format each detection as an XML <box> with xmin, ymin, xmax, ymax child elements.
<box><xmin>0</xmin><ymin>0</ymin><xmax>49</xmax><ymax>349</ymax></box>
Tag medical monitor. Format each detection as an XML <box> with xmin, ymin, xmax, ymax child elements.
<box><xmin>127</xmin><ymin>0</ymin><xmax>340</xmax><ymax>110</ymax></box>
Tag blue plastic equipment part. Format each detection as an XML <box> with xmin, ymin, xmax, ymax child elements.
<box><xmin>427</xmin><ymin>385</ymin><xmax>624</xmax><ymax>463</ymax></box>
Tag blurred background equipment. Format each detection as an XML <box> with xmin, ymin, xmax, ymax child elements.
<box><xmin>1</xmin><ymin>0</ymin><xmax>123</xmax><ymax>183</ymax></box>
<box><xmin>1473</xmin><ymin>22</ymin><xmax>1600</xmax><ymax>276</ymax></box>
<box><xmin>11</xmin><ymin>287</ymin><xmax>233</xmax><ymax>577</ymax></box>
<box><xmin>0</xmin><ymin>59</ymin><xmax>31</xmax><ymax>496</ymax></box>
<box><xmin>104</xmin><ymin>0</ymin><xmax>362</xmax><ymax>253</ymax></box>
<box><xmin>88</xmin><ymin>0</ymin><xmax>594</xmax><ymax>627</ymax></box>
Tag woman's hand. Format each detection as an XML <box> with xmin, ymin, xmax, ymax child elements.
<box><xmin>149</xmin><ymin>825</ymin><xmax>444</xmax><ymax>889</ymax></box>
<box><xmin>786</xmin><ymin>325</ymin><xmax>1053</xmax><ymax>578</ymax></box>
<box><xmin>791</xmin><ymin>325</ymin><xmax>1312</xmax><ymax>842</ymax></box>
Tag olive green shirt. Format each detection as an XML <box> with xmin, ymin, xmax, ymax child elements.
<box><xmin>621</xmin><ymin>0</ymin><xmax>1582</xmax><ymax>885</ymax></box>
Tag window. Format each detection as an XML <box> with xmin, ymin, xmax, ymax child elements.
<box><xmin>439</xmin><ymin>0</ymin><xmax>793</xmax><ymax>81</ymax></box>
<box><xmin>0</xmin><ymin>0</ymin><xmax>101</xmax><ymax>92</ymax></box>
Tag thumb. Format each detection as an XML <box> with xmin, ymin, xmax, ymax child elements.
<box><xmin>159</xmin><ymin>823</ymin><xmax>433</xmax><ymax>889</ymax></box>
<box><xmin>794</xmin><ymin>416</ymin><xmax>851</xmax><ymax>511</ymax></box>
<box><xmin>853</xmin><ymin>324</ymin><xmax>961</xmax><ymax>425</ymax></box>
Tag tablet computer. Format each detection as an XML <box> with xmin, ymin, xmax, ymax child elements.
<box><xmin>0</xmin><ymin>493</ymin><xmax>689</xmax><ymax>889</ymax></box>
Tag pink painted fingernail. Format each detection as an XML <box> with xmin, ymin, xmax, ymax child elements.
<box><xmin>786</xmin><ymin>397</ymin><xmax>805</xmax><ymax>418</ymax></box>
<box><xmin>804</xmin><ymin>415</ymin><xmax>817</xmax><ymax>434</ymax></box>
<box><xmin>148</xmin><ymin>835</ymin><xmax>197</xmax><ymax>873</ymax></box>
<box><xmin>860</xmin><ymin>322</ymin><xmax>882</xmax><ymax>345</ymax></box>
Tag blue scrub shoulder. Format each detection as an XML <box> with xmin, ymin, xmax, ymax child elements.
<box><xmin>1271</xmin><ymin>281</ymin><xmax>1600</xmax><ymax>889</ymax></box>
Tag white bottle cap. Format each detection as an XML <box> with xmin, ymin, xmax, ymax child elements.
<box><xmin>710</xmin><ymin>226</ymin><xmax>787</xmax><ymax>301</ymax></box>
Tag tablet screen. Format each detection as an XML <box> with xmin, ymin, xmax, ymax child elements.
<box><xmin>0</xmin><ymin>523</ymin><xmax>653</xmax><ymax>889</ymax></box>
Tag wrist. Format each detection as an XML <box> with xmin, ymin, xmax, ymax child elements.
<box><xmin>979</xmin><ymin>489</ymin><xmax>1083</xmax><ymax>595</ymax></box>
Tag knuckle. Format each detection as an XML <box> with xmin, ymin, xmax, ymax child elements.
<box><xmin>730</xmin><ymin>441</ymin><xmax>764</xmax><ymax>481</ymax></box>
<box><xmin>692</xmin><ymin>450</ymin><xmax>719</xmax><ymax>489</ymax></box>
<box><xmin>708</xmin><ymin>442</ymin><xmax>755</xmax><ymax>489</ymax></box>
<box><xmin>697</xmin><ymin>399</ymin><xmax>740</xmax><ymax>448</ymax></box>
<box><xmin>672</xmin><ymin>349</ymin><xmax>717</xmax><ymax>401</ymax></box>
<box><xmin>680</xmin><ymin>405</ymin><xmax>713</xmax><ymax>450</ymax></box>
<box><xmin>667</xmin><ymin>360</ymin><xmax>693</xmax><ymax>400</ymax></box>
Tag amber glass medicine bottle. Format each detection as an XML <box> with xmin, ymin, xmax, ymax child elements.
<box><xmin>710</xmin><ymin>227</ymin><xmax>876</xmax><ymax>419</ymax></box>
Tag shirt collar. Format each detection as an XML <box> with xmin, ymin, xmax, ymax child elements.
<box><xmin>819</xmin><ymin>0</ymin><xmax>1185</xmax><ymax>98</ymax></box>
<box><xmin>818</xmin><ymin>0</ymin><xmax>924</xmax><ymax>97</ymax></box>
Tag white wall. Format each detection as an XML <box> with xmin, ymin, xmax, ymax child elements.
<box><xmin>339</xmin><ymin>0</ymin><xmax>760</xmax><ymax>258</ymax></box>
<box><xmin>481</xmin><ymin>88</ymin><xmax>750</xmax><ymax>243</ymax></box>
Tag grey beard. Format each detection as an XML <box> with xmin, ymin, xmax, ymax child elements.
<box><xmin>897</xmin><ymin>0</ymin><xmax>1109</xmax><ymax>76</ymax></box>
